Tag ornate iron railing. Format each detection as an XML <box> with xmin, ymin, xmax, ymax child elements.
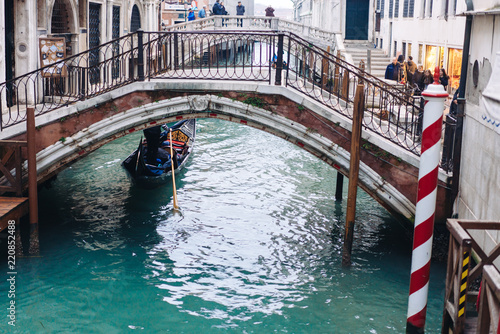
<box><xmin>0</xmin><ymin>32</ymin><xmax>137</xmax><ymax>128</ymax></box>
<box><xmin>0</xmin><ymin>30</ymin><xmax>423</xmax><ymax>156</ymax></box>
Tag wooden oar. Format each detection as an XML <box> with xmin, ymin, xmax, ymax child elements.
<box><xmin>169</xmin><ymin>129</ymin><xmax>179</xmax><ymax>210</ymax></box>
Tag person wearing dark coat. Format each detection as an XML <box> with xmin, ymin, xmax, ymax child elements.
<box><xmin>187</xmin><ymin>8</ymin><xmax>196</xmax><ymax>21</ymax></box>
<box><xmin>384</xmin><ymin>58</ymin><xmax>399</xmax><ymax>81</ymax></box>
<box><xmin>439</xmin><ymin>68</ymin><xmax>450</xmax><ymax>90</ymax></box>
<box><xmin>412</xmin><ymin>66</ymin><xmax>425</xmax><ymax>93</ymax></box>
<box><xmin>423</xmin><ymin>69</ymin><xmax>434</xmax><ymax>89</ymax></box>
<box><xmin>265</xmin><ymin>5</ymin><xmax>275</xmax><ymax>16</ymax></box>
<box><xmin>236</xmin><ymin>1</ymin><xmax>245</xmax><ymax>26</ymax></box>
<box><xmin>212</xmin><ymin>0</ymin><xmax>222</xmax><ymax>15</ymax></box>
<box><xmin>236</xmin><ymin>1</ymin><xmax>245</xmax><ymax>15</ymax></box>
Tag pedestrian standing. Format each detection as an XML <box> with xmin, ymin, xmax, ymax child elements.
<box><xmin>187</xmin><ymin>8</ymin><xmax>196</xmax><ymax>21</ymax></box>
<box><xmin>384</xmin><ymin>58</ymin><xmax>398</xmax><ymax>81</ymax></box>
<box><xmin>439</xmin><ymin>68</ymin><xmax>450</xmax><ymax>90</ymax></box>
<box><xmin>265</xmin><ymin>5</ymin><xmax>275</xmax><ymax>17</ymax></box>
<box><xmin>198</xmin><ymin>5</ymin><xmax>207</xmax><ymax>18</ymax></box>
<box><xmin>212</xmin><ymin>0</ymin><xmax>222</xmax><ymax>15</ymax></box>
<box><xmin>236</xmin><ymin>1</ymin><xmax>245</xmax><ymax>27</ymax></box>
<box><xmin>423</xmin><ymin>69</ymin><xmax>434</xmax><ymax>89</ymax></box>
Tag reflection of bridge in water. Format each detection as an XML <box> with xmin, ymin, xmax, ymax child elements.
<box><xmin>0</xmin><ymin>28</ymin><xmax>453</xmax><ymax>224</ymax></box>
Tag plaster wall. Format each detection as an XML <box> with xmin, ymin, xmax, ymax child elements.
<box><xmin>377</xmin><ymin>14</ymin><xmax>465</xmax><ymax>62</ymax></box>
<box><xmin>0</xmin><ymin>0</ymin><xmax>4</xmax><ymax>85</ymax></box>
<box><xmin>458</xmin><ymin>12</ymin><xmax>500</xmax><ymax>257</ymax></box>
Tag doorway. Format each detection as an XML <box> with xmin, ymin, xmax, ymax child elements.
<box><xmin>345</xmin><ymin>0</ymin><xmax>369</xmax><ymax>40</ymax></box>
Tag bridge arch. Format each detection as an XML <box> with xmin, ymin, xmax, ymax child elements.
<box><xmin>34</xmin><ymin>94</ymin><xmax>414</xmax><ymax>221</ymax></box>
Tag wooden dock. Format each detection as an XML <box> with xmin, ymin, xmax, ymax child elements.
<box><xmin>0</xmin><ymin>196</ymin><xmax>29</xmax><ymax>231</ymax></box>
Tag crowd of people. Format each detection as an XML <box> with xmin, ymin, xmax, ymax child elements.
<box><xmin>182</xmin><ymin>1</ymin><xmax>275</xmax><ymax>23</ymax></box>
<box><xmin>384</xmin><ymin>55</ymin><xmax>450</xmax><ymax>95</ymax></box>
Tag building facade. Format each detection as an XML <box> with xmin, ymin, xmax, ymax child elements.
<box><xmin>374</xmin><ymin>0</ymin><xmax>466</xmax><ymax>92</ymax></box>
<box><xmin>292</xmin><ymin>0</ymin><xmax>374</xmax><ymax>40</ymax></box>
<box><xmin>292</xmin><ymin>0</ymin><xmax>467</xmax><ymax>93</ymax></box>
<box><xmin>1</xmin><ymin>0</ymin><xmax>161</xmax><ymax>86</ymax></box>
<box><xmin>458</xmin><ymin>0</ymin><xmax>500</xmax><ymax>224</ymax></box>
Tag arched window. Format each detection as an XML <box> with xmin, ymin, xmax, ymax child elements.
<box><xmin>51</xmin><ymin>0</ymin><xmax>70</xmax><ymax>34</ymax></box>
<box><xmin>131</xmin><ymin>5</ymin><xmax>141</xmax><ymax>32</ymax></box>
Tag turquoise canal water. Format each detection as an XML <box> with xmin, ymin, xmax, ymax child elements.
<box><xmin>1</xmin><ymin>119</ymin><xmax>446</xmax><ymax>333</ymax></box>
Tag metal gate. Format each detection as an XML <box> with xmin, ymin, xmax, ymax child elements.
<box><xmin>112</xmin><ymin>6</ymin><xmax>120</xmax><ymax>79</ymax></box>
<box><xmin>89</xmin><ymin>3</ymin><xmax>101</xmax><ymax>84</ymax></box>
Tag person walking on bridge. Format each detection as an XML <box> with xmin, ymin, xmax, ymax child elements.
<box><xmin>265</xmin><ymin>5</ymin><xmax>275</xmax><ymax>17</ymax></box>
<box><xmin>236</xmin><ymin>1</ymin><xmax>245</xmax><ymax>27</ymax></box>
<box><xmin>198</xmin><ymin>5</ymin><xmax>207</xmax><ymax>18</ymax></box>
<box><xmin>212</xmin><ymin>0</ymin><xmax>222</xmax><ymax>15</ymax></box>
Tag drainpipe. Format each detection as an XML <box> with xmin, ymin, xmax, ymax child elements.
<box><xmin>450</xmin><ymin>0</ymin><xmax>473</xmax><ymax>212</ymax></box>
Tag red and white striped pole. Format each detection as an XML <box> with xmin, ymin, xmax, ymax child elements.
<box><xmin>406</xmin><ymin>67</ymin><xmax>448</xmax><ymax>334</ymax></box>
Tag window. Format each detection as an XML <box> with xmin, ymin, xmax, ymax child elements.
<box><xmin>131</xmin><ymin>5</ymin><xmax>141</xmax><ymax>33</ymax></box>
<box><xmin>421</xmin><ymin>0</ymin><xmax>427</xmax><ymax>17</ymax></box>
<box><xmin>447</xmin><ymin>48</ymin><xmax>463</xmax><ymax>90</ymax></box>
<box><xmin>429</xmin><ymin>0</ymin><xmax>433</xmax><ymax>16</ymax></box>
<box><xmin>381</xmin><ymin>0</ymin><xmax>385</xmax><ymax>18</ymax></box>
<box><xmin>453</xmin><ymin>0</ymin><xmax>457</xmax><ymax>15</ymax></box>
<box><xmin>409</xmin><ymin>0</ymin><xmax>415</xmax><ymax>16</ymax></box>
<box><xmin>380</xmin><ymin>39</ymin><xmax>383</xmax><ymax>49</ymax></box>
<box><xmin>402</xmin><ymin>42</ymin><xmax>406</xmax><ymax>58</ymax></box>
<box><xmin>389</xmin><ymin>0</ymin><xmax>394</xmax><ymax>18</ymax></box>
<box><xmin>418</xmin><ymin>44</ymin><xmax>423</xmax><ymax>64</ymax></box>
<box><xmin>395</xmin><ymin>0</ymin><xmax>399</xmax><ymax>17</ymax></box>
<box><xmin>394</xmin><ymin>41</ymin><xmax>397</xmax><ymax>57</ymax></box>
<box><xmin>408</xmin><ymin>43</ymin><xmax>412</xmax><ymax>58</ymax></box>
<box><xmin>403</xmin><ymin>0</ymin><xmax>409</xmax><ymax>17</ymax></box>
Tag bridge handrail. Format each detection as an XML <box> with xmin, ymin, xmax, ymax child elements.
<box><xmin>163</xmin><ymin>16</ymin><xmax>340</xmax><ymax>50</ymax></box>
<box><xmin>442</xmin><ymin>219</ymin><xmax>500</xmax><ymax>333</ymax></box>
<box><xmin>0</xmin><ymin>29</ymin><xmax>423</xmax><ymax>157</ymax></box>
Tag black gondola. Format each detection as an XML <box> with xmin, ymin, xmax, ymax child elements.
<box><xmin>122</xmin><ymin>119</ymin><xmax>196</xmax><ymax>187</ymax></box>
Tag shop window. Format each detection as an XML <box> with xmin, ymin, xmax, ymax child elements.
<box><xmin>418</xmin><ymin>44</ymin><xmax>423</xmax><ymax>64</ymax></box>
<box><xmin>425</xmin><ymin>45</ymin><xmax>444</xmax><ymax>71</ymax></box>
<box><xmin>408</xmin><ymin>43</ymin><xmax>412</xmax><ymax>58</ymax></box>
<box><xmin>447</xmin><ymin>48</ymin><xmax>462</xmax><ymax>90</ymax></box>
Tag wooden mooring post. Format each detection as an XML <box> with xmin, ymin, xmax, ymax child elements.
<box><xmin>342</xmin><ymin>83</ymin><xmax>365</xmax><ymax>267</ymax></box>
<box><xmin>27</xmin><ymin>107</ymin><xmax>39</xmax><ymax>255</ymax></box>
<box><xmin>335</xmin><ymin>172</ymin><xmax>344</xmax><ymax>202</ymax></box>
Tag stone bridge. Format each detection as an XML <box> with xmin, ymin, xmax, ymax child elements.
<box><xmin>0</xmin><ymin>30</ymin><xmax>452</xmax><ymax>225</ymax></box>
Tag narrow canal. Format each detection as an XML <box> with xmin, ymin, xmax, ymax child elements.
<box><xmin>1</xmin><ymin>119</ymin><xmax>446</xmax><ymax>333</ymax></box>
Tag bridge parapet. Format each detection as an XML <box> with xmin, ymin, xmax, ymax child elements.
<box><xmin>163</xmin><ymin>16</ymin><xmax>344</xmax><ymax>53</ymax></box>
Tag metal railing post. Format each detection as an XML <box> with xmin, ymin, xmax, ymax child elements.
<box><xmin>174</xmin><ymin>32</ymin><xmax>179</xmax><ymax>70</ymax></box>
<box><xmin>137</xmin><ymin>29</ymin><xmax>145</xmax><ymax>81</ymax></box>
<box><xmin>275</xmin><ymin>33</ymin><xmax>284</xmax><ymax>86</ymax></box>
